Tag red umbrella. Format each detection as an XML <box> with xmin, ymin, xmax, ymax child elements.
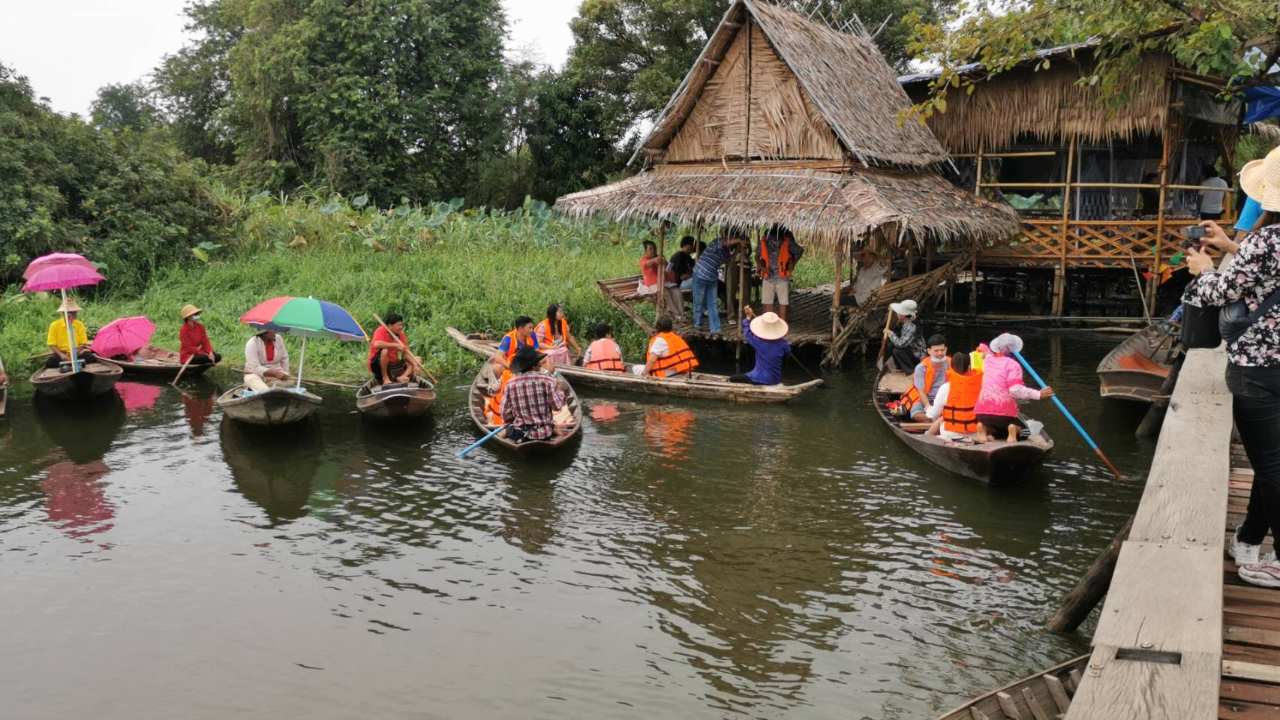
<box><xmin>91</xmin><ymin>316</ymin><xmax>156</xmax><ymax>359</ymax></box>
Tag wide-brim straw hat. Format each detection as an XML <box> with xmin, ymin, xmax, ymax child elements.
<box><xmin>750</xmin><ymin>311</ymin><xmax>789</xmax><ymax>340</ymax></box>
<box><xmin>58</xmin><ymin>298</ymin><xmax>82</xmax><ymax>313</ymax></box>
<box><xmin>1240</xmin><ymin>146</ymin><xmax>1280</xmax><ymax>212</ymax></box>
<box><xmin>889</xmin><ymin>299</ymin><xmax>918</xmax><ymax>317</ymax></box>
<box><xmin>181</xmin><ymin>304</ymin><xmax>202</xmax><ymax>320</ymax></box>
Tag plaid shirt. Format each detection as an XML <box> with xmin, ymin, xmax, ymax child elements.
<box><xmin>500</xmin><ymin>372</ymin><xmax>565</xmax><ymax>440</ymax></box>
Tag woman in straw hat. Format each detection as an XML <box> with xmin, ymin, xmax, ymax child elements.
<box><xmin>179</xmin><ymin>304</ymin><xmax>221</xmax><ymax>367</ymax></box>
<box><xmin>884</xmin><ymin>299</ymin><xmax>926</xmax><ymax>372</ymax></box>
<box><xmin>1185</xmin><ymin>145</ymin><xmax>1280</xmax><ymax>588</ymax></box>
<box><xmin>44</xmin><ymin>297</ymin><xmax>97</xmax><ymax>369</ymax></box>
<box><xmin>730</xmin><ymin>306</ymin><xmax>790</xmax><ymax>385</ymax></box>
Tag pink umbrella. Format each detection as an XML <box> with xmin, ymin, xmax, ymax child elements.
<box><xmin>91</xmin><ymin>316</ymin><xmax>155</xmax><ymax>359</ymax></box>
<box><xmin>115</xmin><ymin>382</ymin><xmax>163</xmax><ymax>413</ymax></box>
<box><xmin>22</xmin><ymin>252</ymin><xmax>97</xmax><ymax>280</ymax></box>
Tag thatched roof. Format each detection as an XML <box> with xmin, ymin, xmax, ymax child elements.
<box><xmin>556</xmin><ymin>164</ymin><xmax>1020</xmax><ymax>253</ymax></box>
<box><xmin>633</xmin><ymin>0</ymin><xmax>949</xmax><ymax>169</ymax></box>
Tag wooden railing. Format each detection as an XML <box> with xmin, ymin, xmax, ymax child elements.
<box><xmin>982</xmin><ymin>218</ymin><xmax>1208</xmax><ymax>269</ymax></box>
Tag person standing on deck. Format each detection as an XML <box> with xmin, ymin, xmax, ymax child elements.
<box><xmin>690</xmin><ymin>233</ymin><xmax>747</xmax><ymax>334</ymax></box>
<box><xmin>367</xmin><ymin>312</ymin><xmax>415</xmax><ymax>386</ymax></box>
<box><xmin>756</xmin><ymin>225</ymin><xmax>804</xmax><ymax>322</ymax></box>
<box><xmin>665</xmin><ymin>236</ymin><xmax>697</xmax><ymax>320</ymax></box>
<box><xmin>500</xmin><ymin>347</ymin><xmax>568</xmax><ymax>442</ymax></box>
<box><xmin>642</xmin><ymin>316</ymin><xmax>700</xmax><ymax>378</ymax></box>
<box><xmin>972</xmin><ymin>333</ymin><xmax>1054</xmax><ymax>444</ymax></box>
<box><xmin>883</xmin><ymin>299</ymin><xmax>926</xmax><ymax>372</ymax></box>
<box><xmin>45</xmin><ymin>299</ymin><xmax>98</xmax><ymax>369</ymax></box>
<box><xmin>852</xmin><ymin>248</ymin><xmax>889</xmax><ymax>306</ymax></box>
<box><xmin>730</xmin><ymin>307</ymin><xmax>789</xmax><ymax>385</ymax></box>
<box><xmin>899</xmin><ymin>334</ymin><xmax>949</xmax><ymax>423</ymax></box>
<box><xmin>179</xmin><ymin>305</ymin><xmax>221</xmax><ymax>367</ymax></box>
<box><xmin>1200</xmin><ymin>164</ymin><xmax>1229</xmax><ymax>220</ymax></box>
<box><xmin>637</xmin><ymin>241</ymin><xmax>663</xmax><ymax>298</ymax></box>
<box><xmin>1184</xmin><ymin>146</ymin><xmax>1280</xmax><ymax>587</ymax></box>
<box><xmin>243</xmin><ymin>330</ymin><xmax>289</xmax><ymax>391</ymax></box>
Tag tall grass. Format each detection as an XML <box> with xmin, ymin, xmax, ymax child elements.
<box><xmin>0</xmin><ymin>192</ymin><xmax>835</xmax><ymax>380</ymax></box>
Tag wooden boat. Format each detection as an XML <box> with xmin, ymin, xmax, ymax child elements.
<box><xmin>1096</xmin><ymin>322</ymin><xmax>1179</xmax><ymax>403</ymax></box>
<box><xmin>448</xmin><ymin>327</ymin><xmax>822</xmax><ymax>403</ymax></box>
<box><xmin>934</xmin><ymin>654</ymin><xmax>1089</xmax><ymax>720</ymax></box>
<box><xmin>355</xmin><ymin>377</ymin><xmax>436</xmax><ymax>420</ymax></box>
<box><xmin>466</xmin><ymin>368</ymin><xmax>583</xmax><ymax>454</ymax></box>
<box><xmin>109</xmin><ymin>347</ymin><xmax>218</xmax><ymax>380</ymax></box>
<box><xmin>873</xmin><ymin>371</ymin><xmax>1054</xmax><ymax>484</ymax></box>
<box><xmin>217</xmin><ymin>384</ymin><xmax>322</xmax><ymax>426</ymax></box>
<box><xmin>30</xmin><ymin>360</ymin><xmax>123</xmax><ymax>399</ymax></box>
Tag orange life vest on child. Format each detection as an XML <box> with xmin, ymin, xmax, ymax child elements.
<box><xmin>757</xmin><ymin>238</ymin><xmax>794</xmax><ymax>279</ymax></box>
<box><xmin>485</xmin><ymin>369</ymin><xmax>513</xmax><ymax>425</ymax></box>
<box><xmin>900</xmin><ymin>357</ymin><xmax>944</xmax><ymax>409</ymax></box>
<box><xmin>648</xmin><ymin>332</ymin><xmax>699</xmax><ymax>377</ymax></box>
<box><xmin>942</xmin><ymin>369</ymin><xmax>983</xmax><ymax>434</ymax></box>
<box><xmin>502</xmin><ymin>330</ymin><xmax>535</xmax><ymax>363</ymax></box>
<box><xmin>584</xmin><ymin>338</ymin><xmax>625</xmax><ymax>372</ymax></box>
<box><xmin>535</xmin><ymin>317</ymin><xmax>570</xmax><ymax>347</ymax></box>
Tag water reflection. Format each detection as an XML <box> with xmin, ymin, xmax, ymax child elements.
<box><xmin>642</xmin><ymin>407</ymin><xmax>695</xmax><ymax>464</ymax></box>
<box><xmin>114</xmin><ymin>381</ymin><xmax>163</xmax><ymax>414</ymax></box>
<box><xmin>181</xmin><ymin>387</ymin><xmax>217</xmax><ymax>437</ymax></box>
<box><xmin>41</xmin><ymin>459</ymin><xmax>114</xmax><ymax>539</ymax></box>
<box><xmin>34</xmin><ymin>393</ymin><xmax>125</xmax><ymax>463</ymax></box>
<box><xmin>219</xmin><ymin>420</ymin><xmax>320</xmax><ymax>525</ymax></box>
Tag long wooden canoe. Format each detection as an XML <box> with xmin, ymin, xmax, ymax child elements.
<box><xmin>30</xmin><ymin>360</ymin><xmax>123</xmax><ymax>399</ymax></box>
<box><xmin>217</xmin><ymin>384</ymin><xmax>322</xmax><ymax>426</ymax></box>
<box><xmin>110</xmin><ymin>348</ymin><xmax>218</xmax><ymax>380</ymax></box>
<box><xmin>1096</xmin><ymin>322</ymin><xmax>1178</xmax><ymax>403</ymax></box>
<box><xmin>873</xmin><ymin>371</ymin><xmax>1053</xmax><ymax>484</ymax></box>
<box><xmin>934</xmin><ymin>654</ymin><xmax>1089</xmax><ymax>720</ymax></box>
<box><xmin>355</xmin><ymin>378</ymin><xmax>436</xmax><ymax>420</ymax></box>
<box><xmin>448</xmin><ymin>327</ymin><xmax>821</xmax><ymax>403</ymax></box>
<box><xmin>467</xmin><ymin>368</ymin><xmax>582</xmax><ymax>454</ymax></box>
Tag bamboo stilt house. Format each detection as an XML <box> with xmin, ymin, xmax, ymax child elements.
<box><xmin>900</xmin><ymin>41</ymin><xmax>1241</xmax><ymax>317</ymax></box>
<box><xmin>556</xmin><ymin>0</ymin><xmax>1019</xmax><ymax>365</ymax></box>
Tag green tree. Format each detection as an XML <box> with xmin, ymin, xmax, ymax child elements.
<box><xmin>152</xmin><ymin>0</ymin><xmax>240</xmax><ymax>165</ymax></box>
<box><xmin>90</xmin><ymin>82</ymin><xmax>160</xmax><ymax>131</ymax></box>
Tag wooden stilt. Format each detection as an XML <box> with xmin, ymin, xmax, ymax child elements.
<box><xmin>1053</xmin><ymin>137</ymin><xmax>1077</xmax><ymax>317</ymax></box>
<box><xmin>1151</xmin><ymin>82</ymin><xmax>1175</xmax><ymax>315</ymax></box>
<box><xmin>831</xmin><ymin>239</ymin><xmax>846</xmax><ymax>342</ymax></box>
<box><xmin>1047</xmin><ymin>515</ymin><xmax>1133</xmax><ymax>633</ymax></box>
<box><xmin>970</xmin><ymin>251</ymin><xmax>979</xmax><ymax>316</ymax></box>
<box><xmin>655</xmin><ymin>222</ymin><xmax>667</xmax><ymax>321</ymax></box>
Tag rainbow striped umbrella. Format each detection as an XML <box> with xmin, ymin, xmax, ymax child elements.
<box><xmin>239</xmin><ymin>297</ymin><xmax>366</xmax><ymax>389</ymax></box>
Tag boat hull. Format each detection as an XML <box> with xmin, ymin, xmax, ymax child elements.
<box><xmin>217</xmin><ymin>385</ymin><xmax>323</xmax><ymax>426</ymax></box>
<box><xmin>1096</xmin><ymin>323</ymin><xmax>1177</xmax><ymax>404</ymax></box>
<box><xmin>447</xmin><ymin>327</ymin><xmax>820</xmax><ymax>403</ymax></box>
<box><xmin>111</xmin><ymin>349</ymin><xmax>217</xmax><ymax>380</ymax></box>
<box><xmin>934</xmin><ymin>655</ymin><xmax>1089</xmax><ymax>720</ymax></box>
<box><xmin>355</xmin><ymin>379</ymin><xmax>436</xmax><ymax>420</ymax></box>
<box><xmin>467</xmin><ymin>369</ymin><xmax>582</xmax><ymax>454</ymax></box>
<box><xmin>30</xmin><ymin>361</ymin><xmax>124</xmax><ymax>399</ymax></box>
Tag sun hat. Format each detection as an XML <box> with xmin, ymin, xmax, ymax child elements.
<box><xmin>989</xmin><ymin>333</ymin><xmax>1024</xmax><ymax>355</ymax></box>
<box><xmin>1240</xmin><ymin>146</ymin><xmax>1280</xmax><ymax>212</ymax></box>
<box><xmin>749</xmin><ymin>311</ymin><xmax>789</xmax><ymax>340</ymax></box>
<box><xmin>57</xmin><ymin>297</ymin><xmax>82</xmax><ymax>313</ymax></box>
<box><xmin>889</xmin><ymin>299</ymin><xmax>918</xmax><ymax>317</ymax></box>
<box><xmin>513</xmin><ymin>346</ymin><xmax>546</xmax><ymax>373</ymax></box>
<box><xmin>181</xmin><ymin>304</ymin><xmax>202</xmax><ymax>320</ymax></box>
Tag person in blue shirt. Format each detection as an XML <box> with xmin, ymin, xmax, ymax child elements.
<box><xmin>690</xmin><ymin>232</ymin><xmax>747</xmax><ymax>333</ymax></box>
<box><xmin>730</xmin><ymin>306</ymin><xmax>790</xmax><ymax>385</ymax></box>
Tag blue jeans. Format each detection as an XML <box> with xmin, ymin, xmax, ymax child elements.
<box><xmin>691</xmin><ymin>278</ymin><xmax>720</xmax><ymax>332</ymax></box>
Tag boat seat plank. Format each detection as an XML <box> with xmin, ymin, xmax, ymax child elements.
<box><xmin>968</xmin><ymin>709</ymin><xmax>992</xmax><ymax>720</ymax></box>
<box><xmin>1020</xmin><ymin>686</ymin><xmax>1052</xmax><ymax>720</ymax></box>
<box><xmin>996</xmin><ymin>691</ymin><xmax>1024</xmax><ymax>720</ymax></box>
<box><xmin>1043</xmin><ymin>674</ymin><xmax>1072</xmax><ymax>713</ymax></box>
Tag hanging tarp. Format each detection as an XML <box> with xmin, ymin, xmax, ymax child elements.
<box><xmin>1245</xmin><ymin>86</ymin><xmax>1280</xmax><ymax>125</ymax></box>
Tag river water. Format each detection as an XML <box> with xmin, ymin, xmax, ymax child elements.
<box><xmin>0</xmin><ymin>329</ymin><xmax>1156</xmax><ymax>719</ymax></box>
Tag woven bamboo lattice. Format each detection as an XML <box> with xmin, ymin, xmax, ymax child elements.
<box><xmin>982</xmin><ymin>219</ymin><xmax>1203</xmax><ymax>269</ymax></box>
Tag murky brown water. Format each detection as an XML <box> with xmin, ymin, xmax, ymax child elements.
<box><xmin>0</xmin><ymin>329</ymin><xmax>1156</xmax><ymax>719</ymax></box>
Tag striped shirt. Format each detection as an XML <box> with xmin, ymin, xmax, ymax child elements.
<box><xmin>693</xmin><ymin>240</ymin><xmax>732</xmax><ymax>283</ymax></box>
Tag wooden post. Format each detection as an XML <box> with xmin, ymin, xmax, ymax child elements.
<box><xmin>655</xmin><ymin>222</ymin><xmax>667</xmax><ymax>321</ymax></box>
<box><xmin>973</xmin><ymin>140</ymin><xmax>985</xmax><ymax>195</ymax></box>
<box><xmin>1150</xmin><ymin>81</ymin><xmax>1175</xmax><ymax>317</ymax></box>
<box><xmin>970</xmin><ymin>250</ymin><xmax>978</xmax><ymax>316</ymax></box>
<box><xmin>1052</xmin><ymin>137</ymin><xmax>1077</xmax><ymax>317</ymax></box>
<box><xmin>737</xmin><ymin>235</ymin><xmax>749</xmax><ymax>361</ymax></box>
<box><xmin>1047</xmin><ymin>515</ymin><xmax>1133</xmax><ymax>633</ymax></box>
<box><xmin>831</xmin><ymin>239</ymin><xmax>846</xmax><ymax>342</ymax></box>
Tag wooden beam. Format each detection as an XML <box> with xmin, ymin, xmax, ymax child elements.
<box><xmin>1053</xmin><ymin>136</ymin><xmax>1076</xmax><ymax>316</ymax></box>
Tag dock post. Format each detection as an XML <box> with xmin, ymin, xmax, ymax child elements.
<box><xmin>1047</xmin><ymin>515</ymin><xmax>1132</xmax><ymax>633</ymax></box>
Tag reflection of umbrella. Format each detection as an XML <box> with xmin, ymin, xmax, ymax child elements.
<box><xmin>42</xmin><ymin>460</ymin><xmax>115</xmax><ymax>539</ymax></box>
<box><xmin>115</xmin><ymin>381</ymin><xmax>163</xmax><ymax>413</ymax></box>
<box><xmin>23</xmin><ymin>254</ymin><xmax>107</xmax><ymax>371</ymax></box>
<box><xmin>240</xmin><ymin>296</ymin><xmax>367</xmax><ymax>388</ymax></box>
<box><xmin>92</xmin><ymin>316</ymin><xmax>156</xmax><ymax>359</ymax></box>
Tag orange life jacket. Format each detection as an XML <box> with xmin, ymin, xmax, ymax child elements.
<box><xmin>900</xmin><ymin>357</ymin><xmax>945</xmax><ymax>408</ymax></box>
<box><xmin>485</xmin><ymin>369</ymin><xmax>513</xmax><ymax>425</ymax></box>
<box><xmin>942</xmin><ymin>369</ymin><xmax>983</xmax><ymax>434</ymax></box>
<box><xmin>584</xmin><ymin>338</ymin><xmax>625</xmax><ymax>372</ymax></box>
<box><xmin>535</xmin><ymin>317</ymin><xmax>570</xmax><ymax>346</ymax></box>
<box><xmin>648</xmin><ymin>332</ymin><xmax>699</xmax><ymax>377</ymax></box>
<box><xmin>758</xmin><ymin>237</ymin><xmax>794</xmax><ymax>279</ymax></box>
<box><xmin>502</xmin><ymin>330</ymin><xmax>535</xmax><ymax>364</ymax></box>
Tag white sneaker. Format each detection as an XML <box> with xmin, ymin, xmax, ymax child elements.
<box><xmin>1239</xmin><ymin>561</ymin><xmax>1280</xmax><ymax>589</ymax></box>
<box><xmin>1231</xmin><ymin>527</ymin><xmax>1276</xmax><ymax>565</ymax></box>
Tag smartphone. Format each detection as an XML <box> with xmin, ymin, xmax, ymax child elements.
<box><xmin>1182</xmin><ymin>225</ymin><xmax>1205</xmax><ymax>250</ymax></box>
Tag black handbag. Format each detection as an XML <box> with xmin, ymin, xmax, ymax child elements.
<box><xmin>1219</xmin><ymin>286</ymin><xmax>1280</xmax><ymax>345</ymax></box>
<box><xmin>1181</xmin><ymin>300</ymin><xmax>1222</xmax><ymax>349</ymax></box>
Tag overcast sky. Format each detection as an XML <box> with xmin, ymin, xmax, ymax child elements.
<box><xmin>0</xmin><ymin>0</ymin><xmax>581</xmax><ymax>117</ymax></box>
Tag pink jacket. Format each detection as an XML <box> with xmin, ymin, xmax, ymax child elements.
<box><xmin>973</xmin><ymin>354</ymin><xmax>1043</xmax><ymax>417</ymax></box>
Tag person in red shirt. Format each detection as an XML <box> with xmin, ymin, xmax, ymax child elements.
<box><xmin>179</xmin><ymin>304</ymin><xmax>221</xmax><ymax>366</ymax></box>
<box><xmin>368</xmin><ymin>312</ymin><xmax>416</xmax><ymax>386</ymax></box>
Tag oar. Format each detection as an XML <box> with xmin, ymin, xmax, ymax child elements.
<box><xmin>1012</xmin><ymin>350</ymin><xmax>1124</xmax><ymax>480</ymax></box>
<box><xmin>875</xmin><ymin>309</ymin><xmax>894</xmax><ymax>371</ymax></box>
<box><xmin>458</xmin><ymin>424</ymin><xmax>508</xmax><ymax>459</ymax></box>
<box><xmin>373</xmin><ymin>314</ymin><xmax>438</xmax><ymax>385</ymax></box>
<box><xmin>170</xmin><ymin>354</ymin><xmax>196</xmax><ymax>388</ymax></box>
<box><xmin>786</xmin><ymin>350</ymin><xmax>823</xmax><ymax>384</ymax></box>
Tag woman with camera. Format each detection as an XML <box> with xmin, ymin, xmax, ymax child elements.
<box><xmin>1185</xmin><ymin>146</ymin><xmax>1280</xmax><ymax>588</ymax></box>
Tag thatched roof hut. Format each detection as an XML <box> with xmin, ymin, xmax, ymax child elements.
<box><xmin>555</xmin><ymin>0</ymin><xmax>1019</xmax><ymax>253</ymax></box>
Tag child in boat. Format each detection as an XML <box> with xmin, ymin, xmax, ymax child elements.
<box><xmin>927</xmin><ymin>352</ymin><xmax>983</xmax><ymax>441</ymax></box>
<box><xmin>973</xmin><ymin>333</ymin><xmax>1054</xmax><ymax>443</ymax></box>
<box><xmin>730</xmin><ymin>307</ymin><xmax>789</xmax><ymax>385</ymax></box>
<box><xmin>534</xmin><ymin>304</ymin><xmax>581</xmax><ymax>366</ymax></box>
<box><xmin>582</xmin><ymin>324</ymin><xmax>625</xmax><ymax>372</ymax></box>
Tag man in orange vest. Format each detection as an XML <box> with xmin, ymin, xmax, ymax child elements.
<box><xmin>756</xmin><ymin>225</ymin><xmax>804</xmax><ymax>322</ymax></box>
<box><xmin>927</xmin><ymin>352</ymin><xmax>984</xmax><ymax>440</ymax></box>
<box><xmin>643</xmin><ymin>316</ymin><xmax>700</xmax><ymax>378</ymax></box>
<box><xmin>899</xmin><ymin>334</ymin><xmax>949</xmax><ymax>422</ymax></box>
<box><xmin>491</xmin><ymin>315</ymin><xmax>539</xmax><ymax>370</ymax></box>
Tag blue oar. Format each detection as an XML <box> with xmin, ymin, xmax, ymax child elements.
<box><xmin>1013</xmin><ymin>351</ymin><xmax>1124</xmax><ymax>480</ymax></box>
<box><xmin>457</xmin><ymin>424</ymin><xmax>508</xmax><ymax>459</ymax></box>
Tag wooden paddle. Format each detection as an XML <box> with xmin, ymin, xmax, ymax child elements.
<box><xmin>373</xmin><ymin>314</ymin><xmax>438</xmax><ymax>385</ymax></box>
<box><xmin>458</xmin><ymin>424</ymin><xmax>508</xmax><ymax>459</ymax></box>
<box><xmin>875</xmin><ymin>309</ymin><xmax>895</xmax><ymax>371</ymax></box>
<box><xmin>170</xmin><ymin>354</ymin><xmax>196</xmax><ymax>388</ymax></box>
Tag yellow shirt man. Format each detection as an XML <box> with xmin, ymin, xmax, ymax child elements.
<box><xmin>47</xmin><ymin>318</ymin><xmax>89</xmax><ymax>355</ymax></box>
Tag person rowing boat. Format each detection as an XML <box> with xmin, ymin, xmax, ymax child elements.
<box><xmin>500</xmin><ymin>347</ymin><xmax>574</xmax><ymax>443</ymax></box>
<box><xmin>368</xmin><ymin>312</ymin><xmax>416</xmax><ymax>386</ymax></box>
